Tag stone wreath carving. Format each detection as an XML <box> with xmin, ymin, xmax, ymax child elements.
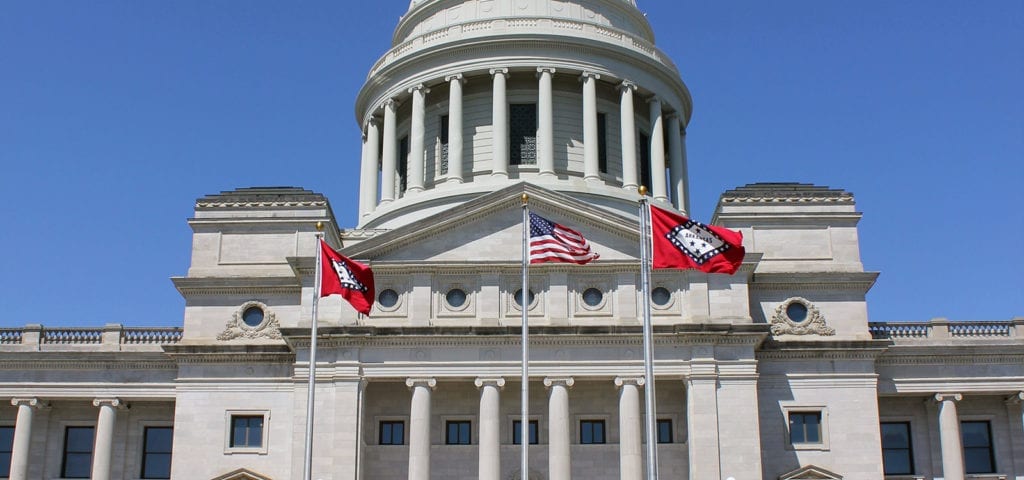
<box><xmin>217</xmin><ymin>301</ymin><xmax>282</xmax><ymax>341</ymax></box>
<box><xmin>770</xmin><ymin>297</ymin><xmax>835</xmax><ymax>336</ymax></box>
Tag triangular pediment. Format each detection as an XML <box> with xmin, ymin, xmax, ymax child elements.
<box><xmin>344</xmin><ymin>183</ymin><xmax>642</xmax><ymax>264</ymax></box>
<box><xmin>210</xmin><ymin>468</ymin><xmax>274</xmax><ymax>480</ymax></box>
<box><xmin>779</xmin><ymin>464</ymin><xmax>843</xmax><ymax>480</ymax></box>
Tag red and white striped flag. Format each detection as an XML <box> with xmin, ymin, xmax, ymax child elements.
<box><xmin>529</xmin><ymin>212</ymin><xmax>599</xmax><ymax>265</ymax></box>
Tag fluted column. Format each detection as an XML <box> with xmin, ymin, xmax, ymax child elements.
<box><xmin>9</xmin><ymin>398</ymin><xmax>44</xmax><ymax>480</ymax></box>
<box><xmin>380</xmin><ymin>99</ymin><xmax>399</xmax><ymax>204</ymax></box>
<box><xmin>491</xmin><ymin>68</ymin><xmax>509</xmax><ymax>179</ymax></box>
<box><xmin>666</xmin><ymin>113</ymin><xmax>687</xmax><ymax>212</ymax></box>
<box><xmin>407</xmin><ymin>378</ymin><xmax>436</xmax><ymax>480</ymax></box>
<box><xmin>537</xmin><ymin>67</ymin><xmax>556</xmax><ymax>177</ymax></box>
<box><xmin>935</xmin><ymin>393</ymin><xmax>964</xmax><ymax>480</ymax></box>
<box><xmin>91</xmin><ymin>398</ymin><xmax>125</xmax><ymax>480</ymax></box>
<box><xmin>648</xmin><ymin>97</ymin><xmax>667</xmax><ymax>201</ymax></box>
<box><xmin>619</xmin><ymin>81</ymin><xmax>638</xmax><ymax>190</ymax></box>
<box><xmin>359</xmin><ymin>118</ymin><xmax>380</xmax><ymax>218</ymax></box>
<box><xmin>582</xmin><ymin>72</ymin><xmax>601</xmax><ymax>181</ymax></box>
<box><xmin>545</xmin><ymin>377</ymin><xmax>574</xmax><ymax>480</ymax></box>
<box><xmin>476</xmin><ymin>378</ymin><xmax>505</xmax><ymax>480</ymax></box>
<box><xmin>615</xmin><ymin>377</ymin><xmax>644</xmax><ymax>480</ymax></box>
<box><xmin>407</xmin><ymin>84</ymin><xmax>428</xmax><ymax>193</ymax></box>
<box><xmin>446</xmin><ymin>74</ymin><xmax>465</xmax><ymax>184</ymax></box>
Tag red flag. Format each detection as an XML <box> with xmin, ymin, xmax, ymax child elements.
<box><xmin>319</xmin><ymin>239</ymin><xmax>375</xmax><ymax>315</ymax></box>
<box><xmin>529</xmin><ymin>212</ymin><xmax>599</xmax><ymax>264</ymax></box>
<box><xmin>650</xmin><ymin>205</ymin><xmax>745</xmax><ymax>274</ymax></box>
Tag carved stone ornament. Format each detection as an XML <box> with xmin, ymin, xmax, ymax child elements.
<box><xmin>770</xmin><ymin>297</ymin><xmax>835</xmax><ymax>337</ymax></box>
<box><xmin>217</xmin><ymin>301</ymin><xmax>282</xmax><ymax>341</ymax></box>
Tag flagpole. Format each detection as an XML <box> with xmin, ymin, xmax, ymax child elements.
<box><xmin>520</xmin><ymin>193</ymin><xmax>530</xmax><ymax>479</ymax></box>
<box><xmin>638</xmin><ymin>188</ymin><xmax>660</xmax><ymax>480</ymax></box>
<box><xmin>303</xmin><ymin>222</ymin><xmax>324</xmax><ymax>480</ymax></box>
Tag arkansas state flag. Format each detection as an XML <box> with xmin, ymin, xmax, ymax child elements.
<box><xmin>319</xmin><ymin>239</ymin><xmax>375</xmax><ymax>315</ymax></box>
<box><xmin>650</xmin><ymin>205</ymin><xmax>745</xmax><ymax>274</ymax></box>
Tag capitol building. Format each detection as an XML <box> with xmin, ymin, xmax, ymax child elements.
<box><xmin>1</xmin><ymin>1</ymin><xmax>1021</xmax><ymax>479</ymax></box>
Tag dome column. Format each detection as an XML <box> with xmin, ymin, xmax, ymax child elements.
<box><xmin>619</xmin><ymin>81</ymin><xmax>638</xmax><ymax>191</ymax></box>
<box><xmin>491</xmin><ymin>68</ymin><xmax>510</xmax><ymax>179</ymax></box>
<box><xmin>581</xmin><ymin>72</ymin><xmax>601</xmax><ymax>182</ymax></box>
<box><xmin>648</xmin><ymin>97</ymin><xmax>668</xmax><ymax>202</ymax></box>
<box><xmin>537</xmin><ymin>67</ymin><xmax>556</xmax><ymax>177</ymax></box>
<box><xmin>380</xmin><ymin>98</ymin><xmax>399</xmax><ymax>205</ymax></box>
<box><xmin>359</xmin><ymin>117</ymin><xmax>380</xmax><ymax>218</ymax></box>
<box><xmin>446</xmin><ymin>74</ymin><xmax>465</xmax><ymax>184</ymax></box>
<box><xmin>667</xmin><ymin>113</ymin><xmax>689</xmax><ymax>213</ymax></box>
<box><xmin>407</xmin><ymin>84</ymin><xmax>429</xmax><ymax>194</ymax></box>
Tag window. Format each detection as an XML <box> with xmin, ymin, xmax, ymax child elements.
<box><xmin>657</xmin><ymin>419</ymin><xmax>673</xmax><ymax>444</ymax></box>
<box><xmin>510</xmin><ymin>103</ymin><xmax>537</xmax><ymax>165</ymax></box>
<box><xmin>512</xmin><ymin>420</ymin><xmax>539</xmax><ymax>445</ymax></box>
<box><xmin>638</xmin><ymin>131</ymin><xmax>651</xmax><ymax>190</ymax></box>
<box><xmin>0</xmin><ymin>426</ymin><xmax>13</xmax><ymax>478</ymax></box>
<box><xmin>379</xmin><ymin>421</ymin><xmax>405</xmax><ymax>445</ymax></box>
<box><xmin>788</xmin><ymin>412</ymin><xmax>822</xmax><ymax>444</ymax></box>
<box><xmin>62</xmin><ymin>426</ymin><xmax>94</xmax><ymax>479</ymax></box>
<box><xmin>597</xmin><ymin>112</ymin><xmax>608</xmax><ymax>173</ymax></box>
<box><xmin>398</xmin><ymin>135</ymin><xmax>409</xmax><ymax>194</ymax></box>
<box><xmin>962</xmin><ymin>421</ymin><xmax>995</xmax><ymax>474</ymax></box>
<box><xmin>880</xmin><ymin>422</ymin><xmax>913</xmax><ymax>475</ymax></box>
<box><xmin>141</xmin><ymin>426</ymin><xmax>173</xmax><ymax>479</ymax></box>
<box><xmin>439</xmin><ymin>115</ymin><xmax>449</xmax><ymax>175</ymax></box>
<box><xmin>446</xmin><ymin>421</ymin><xmax>471</xmax><ymax>445</ymax></box>
<box><xmin>580</xmin><ymin>420</ymin><xmax>605</xmax><ymax>444</ymax></box>
<box><xmin>230</xmin><ymin>415</ymin><xmax>264</xmax><ymax>448</ymax></box>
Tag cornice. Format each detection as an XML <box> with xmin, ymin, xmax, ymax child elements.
<box><xmin>750</xmin><ymin>272</ymin><xmax>879</xmax><ymax>293</ymax></box>
<box><xmin>0</xmin><ymin>352</ymin><xmax>175</xmax><ymax>370</ymax></box>
<box><xmin>171</xmin><ymin>276</ymin><xmax>302</xmax><ymax>297</ymax></box>
<box><xmin>162</xmin><ymin>344</ymin><xmax>295</xmax><ymax>364</ymax></box>
<box><xmin>756</xmin><ymin>338</ymin><xmax>891</xmax><ymax>361</ymax></box>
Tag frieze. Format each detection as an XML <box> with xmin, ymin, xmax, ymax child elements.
<box><xmin>876</xmin><ymin>354</ymin><xmax>1024</xmax><ymax>366</ymax></box>
<box><xmin>0</xmin><ymin>360</ymin><xmax>176</xmax><ymax>370</ymax></box>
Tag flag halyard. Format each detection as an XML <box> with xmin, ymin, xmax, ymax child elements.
<box><xmin>318</xmin><ymin>239</ymin><xmax>375</xmax><ymax>315</ymax></box>
<box><xmin>528</xmin><ymin>212</ymin><xmax>599</xmax><ymax>265</ymax></box>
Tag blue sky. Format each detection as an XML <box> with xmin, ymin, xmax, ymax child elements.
<box><xmin>0</xmin><ymin>0</ymin><xmax>1020</xmax><ymax>327</ymax></box>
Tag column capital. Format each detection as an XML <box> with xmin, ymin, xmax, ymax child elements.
<box><xmin>666</xmin><ymin>112</ymin><xmax>681</xmax><ymax>122</ymax></box>
<box><xmin>537</xmin><ymin>66</ymin><xmax>557</xmax><ymax>76</ymax></box>
<box><xmin>406</xmin><ymin>377</ymin><xmax>437</xmax><ymax>389</ymax></box>
<box><xmin>580</xmin><ymin>71</ymin><xmax>601</xmax><ymax>81</ymax></box>
<box><xmin>380</xmin><ymin>98</ymin><xmax>400</xmax><ymax>110</ymax></box>
<box><xmin>618</xmin><ymin>80</ymin><xmax>637</xmax><ymax>92</ymax></box>
<box><xmin>933</xmin><ymin>393</ymin><xmax>963</xmax><ymax>403</ymax></box>
<box><xmin>408</xmin><ymin>84</ymin><xmax>430</xmax><ymax>95</ymax></box>
<box><xmin>11</xmin><ymin>397</ymin><xmax>46</xmax><ymax>408</ymax></box>
<box><xmin>1006</xmin><ymin>391</ymin><xmax>1024</xmax><ymax>405</ymax></box>
<box><xmin>445</xmin><ymin>73</ymin><xmax>465</xmax><ymax>83</ymax></box>
<box><xmin>614</xmin><ymin>376</ymin><xmax>645</xmax><ymax>388</ymax></box>
<box><xmin>543</xmin><ymin>377</ymin><xmax>574</xmax><ymax>389</ymax></box>
<box><xmin>474</xmin><ymin>377</ymin><xmax>506</xmax><ymax>389</ymax></box>
<box><xmin>647</xmin><ymin>95</ymin><xmax>662</xmax><ymax>105</ymax></box>
<box><xmin>489</xmin><ymin>67</ymin><xmax>509</xmax><ymax>78</ymax></box>
<box><xmin>93</xmin><ymin>398</ymin><xmax>127</xmax><ymax>409</ymax></box>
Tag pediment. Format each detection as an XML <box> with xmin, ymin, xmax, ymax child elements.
<box><xmin>779</xmin><ymin>464</ymin><xmax>843</xmax><ymax>480</ymax></box>
<box><xmin>343</xmin><ymin>183</ymin><xmax>642</xmax><ymax>264</ymax></box>
<box><xmin>211</xmin><ymin>468</ymin><xmax>274</xmax><ymax>480</ymax></box>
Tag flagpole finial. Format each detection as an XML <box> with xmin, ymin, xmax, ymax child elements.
<box><xmin>639</xmin><ymin>186</ymin><xmax>648</xmax><ymax>197</ymax></box>
<box><xmin>315</xmin><ymin>221</ymin><xmax>324</xmax><ymax>232</ymax></box>
<box><xmin>522</xmin><ymin>193</ymin><xmax>529</xmax><ymax>204</ymax></box>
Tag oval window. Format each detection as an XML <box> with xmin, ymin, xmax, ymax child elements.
<box><xmin>582</xmin><ymin>288</ymin><xmax>603</xmax><ymax>307</ymax></box>
<box><xmin>446</xmin><ymin>288</ymin><xmax>467</xmax><ymax>308</ymax></box>
<box><xmin>651</xmin><ymin>287</ymin><xmax>671</xmax><ymax>306</ymax></box>
<box><xmin>242</xmin><ymin>306</ymin><xmax>264</xmax><ymax>327</ymax></box>
<box><xmin>378</xmin><ymin>289</ymin><xmax>399</xmax><ymax>308</ymax></box>
<box><xmin>786</xmin><ymin>302</ymin><xmax>808</xmax><ymax>323</ymax></box>
<box><xmin>513</xmin><ymin>289</ymin><xmax>535</xmax><ymax>308</ymax></box>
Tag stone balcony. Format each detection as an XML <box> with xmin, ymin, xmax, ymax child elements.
<box><xmin>868</xmin><ymin>318</ymin><xmax>1023</xmax><ymax>344</ymax></box>
<box><xmin>0</xmin><ymin>324</ymin><xmax>183</xmax><ymax>352</ymax></box>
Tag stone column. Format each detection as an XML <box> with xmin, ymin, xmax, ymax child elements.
<box><xmin>687</xmin><ymin>369</ymin><xmax>721</xmax><ymax>480</ymax></box>
<box><xmin>581</xmin><ymin>72</ymin><xmax>601</xmax><ymax>181</ymax></box>
<box><xmin>9</xmin><ymin>398</ymin><xmax>43</xmax><ymax>480</ymax></box>
<box><xmin>935</xmin><ymin>393</ymin><xmax>964</xmax><ymax>480</ymax></box>
<box><xmin>359</xmin><ymin>118</ymin><xmax>380</xmax><ymax>218</ymax></box>
<box><xmin>537</xmin><ymin>67</ymin><xmax>556</xmax><ymax>177</ymax></box>
<box><xmin>91</xmin><ymin>398</ymin><xmax>125</xmax><ymax>480</ymax></box>
<box><xmin>446</xmin><ymin>73</ymin><xmax>465</xmax><ymax>184</ymax></box>
<box><xmin>544</xmin><ymin>377</ymin><xmax>574</xmax><ymax>480</ymax></box>
<box><xmin>619</xmin><ymin>81</ymin><xmax>638</xmax><ymax>191</ymax></box>
<box><xmin>1006</xmin><ymin>392</ymin><xmax>1024</xmax><ymax>479</ymax></box>
<box><xmin>380</xmin><ymin>98</ymin><xmax>399</xmax><ymax>204</ymax></box>
<box><xmin>666</xmin><ymin>113</ymin><xmax>687</xmax><ymax>212</ymax></box>
<box><xmin>615</xmin><ymin>377</ymin><xmax>644</xmax><ymax>480</ymax></box>
<box><xmin>407</xmin><ymin>378</ymin><xmax>436</xmax><ymax>480</ymax></box>
<box><xmin>407</xmin><ymin>84</ymin><xmax>429</xmax><ymax>193</ymax></box>
<box><xmin>647</xmin><ymin>97</ymin><xmax>667</xmax><ymax>201</ymax></box>
<box><xmin>476</xmin><ymin>378</ymin><xmax>505</xmax><ymax>480</ymax></box>
<box><xmin>491</xmin><ymin>68</ymin><xmax>509</xmax><ymax>179</ymax></box>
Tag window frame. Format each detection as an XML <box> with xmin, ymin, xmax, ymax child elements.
<box><xmin>223</xmin><ymin>410</ymin><xmax>270</xmax><ymax>455</ymax></box>
<box><xmin>512</xmin><ymin>419</ymin><xmax>539</xmax><ymax>445</ymax></box>
<box><xmin>597</xmin><ymin>112</ymin><xmax>608</xmax><ymax>174</ymax></box>
<box><xmin>780</xmin><ymin>403</ymin><xmax>829</xmax><ymax>451</ymax></box>
<box><xmin>880</xmin><ymin>421</ymin><xmax>914</xmax><ymax>475</ymax></box>
<box><xmin>656</xmin><ymin>418</ymin><xmax>674</xmax><ymax>444</ymax></box>
<box><xmin>961</xmin><ymin>420</ymin><xmax>996</xmax><ymax>474</ymax></box>
<box><xmin>509</xmin><ymin>103</ymin><xmax>538</xmax><ymax>166</ymax></box>
<box><xmin>445</xmin><ymin>420</ymin><xmax>472</xmax><ymax>445</ymax></box>
<box><xmin>0</xmin><ymin>425</ymin><xmax>13</xmax><ymax>479</ymax></box>
<box><xmin>438</xmin><ymin>114</ymin><xmax>450</xmax><ymax>175</ymax></box>
<box><xmin>140</xmin><ymin>425</ymin><xmax>173</xmax><ymax>479</ymax></box>
<box><xmin>61</xmin><ymin>425</ymin><xmax>95</xmax><ymax>479</ymax></box>
<box><xmin>379</xmin><ymin>420</ymin><xmax>406</xmax><ymax>446</ymax></box>
<box><xmin>579</xmin><ymin>419</ymin><xmax>606</xmax><ymax>445</ymax></box>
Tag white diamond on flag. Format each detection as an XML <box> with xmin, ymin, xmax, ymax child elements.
<box><xmin>666</xmin><ymin>220</ymin><xmax>732</xmax><ymax>265</ymax></box>
<box><xmin>331</xmin><ymin>258</ymin><xmax>368</xmax><ymax>292</ymax></box>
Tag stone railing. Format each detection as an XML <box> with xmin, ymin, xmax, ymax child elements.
<box><xmin>869</xmin><ymin>318</ymin><xmax>1022</xmax><ymax>341</ymax></box>
<box><xmin>0</xmin><ymin>324</ymin><xmax>183</xmax><ymax>349</ymax></box>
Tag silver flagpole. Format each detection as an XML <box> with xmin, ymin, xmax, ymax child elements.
<box><xmin>520</xmin><ymin>193</ymin><xmax>530</xmax><ymax>479</ymax></box>
<box><xmin>303</xmin><ymin>222</ymin><xmax>324</xmax><ymax>480</ymax></box>
<box><xmin>638</xmin><ymin>190</ymin><xmax>660</xmax><ymax>480</ymax></box>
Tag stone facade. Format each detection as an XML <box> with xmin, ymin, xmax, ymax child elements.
<box><xmin>1</xmin><ymin>1</ymin><xmax>1022</xmax><ymax>480</ymax></box>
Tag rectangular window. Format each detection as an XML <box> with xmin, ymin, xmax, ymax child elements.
<box><xmin>379</xmin><ymin>421</ymin><xmax>405</xmax><ymax>445</ymax></box>
<box><xmin>512</xmin><ymin>420</ymin><xmax>539</xmax><ymax>445</ymax></box>
<box><xmin>230</xmin><ymin>415</ymin><xmax>264</xmax><ymax>448</ymax></box>
<box><xmin>962</xmin><ymin>421</ymin><xmax>995</xmax><ymax>474</ymax></box>
<box><xmin>439</xmin><ymin>114</ymin><xmax>450</xmax><ymax>175</ymax></box>
<box><xmin>657</xmin><ymin>419</ymin><xmax>673</xmax><ymax>444</ymax></box>
<box><xmin>510</xmin><ymin>103</ymin><xmax>537</xmax><ymax>165</ymax></box>
<box><xmin>788</xmin><ymin>412</ymin><xmax>822</xmax><ymax>444</ymax></box>
<box><xmin>398</xmin><ymin>135</ymin><xmax>410</xmax><ymax>194</ymax></box>
<box><xmin>446</xmin><ymin>420</ymin><xmax>471</xmax><ymax>445</ymax></box>
<box><xmin>881</xmin><ymin>422</ymin><xmax>914</xmax><ymax>475</ymax></box>
<box><xmin>638</xmin><ymin>131</ymin><xmax>651</xmax><ymax>190</ymax></box>
<box><xmin>0</xmin><ymin>426</ymin><xmax>14</xmax><ymax>478</ymax></box>
<box><xmin>62</xmin><ymin>426</ymin><xmax>94</xmax><ymax>479</ymax></box>
<box><xmin>580</xmin><ymin>420</ymin><xmax>605</xmax><ymax>444</ymax></box>
<box><xmin>597</xmin><ymin>112</ymin><xmax>608</xmax><ymax>174</ymax></box>
<box><xmin>141</xmin><ymin>426</ymin><xmax>173</xmax><ymax>479</ymax></box>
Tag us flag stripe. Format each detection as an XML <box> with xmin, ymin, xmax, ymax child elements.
<box><xmin>529</xmin><ymin>213</ymin><xmax>599</xmax><ymax>265</ymax></box>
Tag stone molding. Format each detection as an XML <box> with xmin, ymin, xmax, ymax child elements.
<box><xmin>217</xmin><ymin>301</ymin><xmax>283</xmax><ymax>342</ymax></box>
<box><xmin>11</xmin><ymin>397</ymin><xmax>46</xmax><ymax>408</ymax></box>
<box><xmin>0</xmin><ymin>359</ymin><xmax>176</xmax><ymax>370</ymax></box>
<box><xmin>93</xmin><ymin>397</ymin><xmax>127</xmax><ymax>409</ymax></box>
<box><xmin>933</xmin><ymin>393</ymin><xmax>963</xmax><ymax>403</ymax></box>
<box><xmin>1006</xmin><ymin>391</ymin><xmax>1024</xmax><ymax>405</ymax></box>
<box><xmin>406</xmin><ymin>377</ymin><xmax>437</xmax><ymax>389</ymax></box>
<box><xmin>613</xmin><ymin>376</ymin><xmax>645</xmax><ymax>388</ymax></box>
<box><xmin>474</xmin><ymin>377</ymin><xmax>506</xmax><ymax>389</ymax></box>
<box><xmin>876</xmin><ymin>353</ymin><xmax>1024</xmax><ymax>366</ymax></box>
<box><xmin>770</xmin><ymin>297</ymin><xmax>835</xmax><ymax>337</ymax></box>
<box><xmin>543</xmin><ymin>377</ymin><xmax>574</xmax><ymax>388</ymax></box>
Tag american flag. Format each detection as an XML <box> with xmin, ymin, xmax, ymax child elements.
<box><xmin>529</xmin><ymin>212</ymin><xmax>599</xmax><ymax>264</ymax></box>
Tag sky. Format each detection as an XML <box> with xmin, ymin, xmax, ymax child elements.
<box><xmin>0</xmin><ymin>0</ymin><xmax>1021</xmax><ymax>327</ymax></box>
